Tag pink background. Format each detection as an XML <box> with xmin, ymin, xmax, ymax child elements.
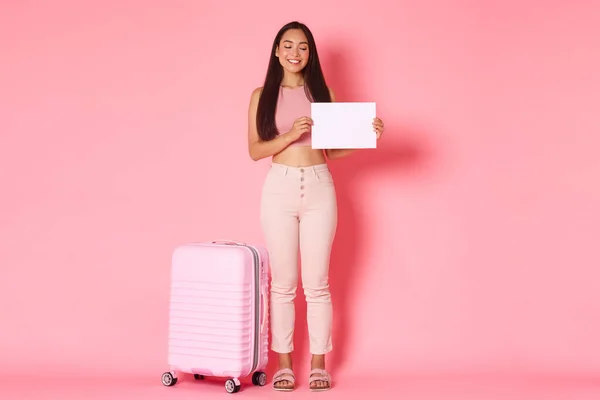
<box><xmin>1</xmin><ymin>0</ymin><xmax>600</xmax><ymax>398</ymax></box>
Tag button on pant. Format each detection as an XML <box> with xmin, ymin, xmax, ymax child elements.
<box><xmin>259</xmin><ymin>163</ymin><xmax>338</xmax><ymax>355</ymax></box>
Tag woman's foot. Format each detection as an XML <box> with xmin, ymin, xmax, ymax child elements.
<box><xmin>273</xmin><ymin>353</ymin><xmax>295</xmax><ymax>391</ymax></box>
<box><xmin>309</xmin><ymin>354</ymin><xmax>332</xmax><ymax>391</ymax></box>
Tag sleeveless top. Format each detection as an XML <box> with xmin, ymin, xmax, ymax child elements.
<box><xmin>275</xmin><ymin>85</ymin><xmax>312</xmax><ymax>147</ymax></box>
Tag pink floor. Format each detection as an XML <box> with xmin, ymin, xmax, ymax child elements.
<box><xmin>3</xmin><ymin>372</ymin><xmax>600</xmax><ymax>400</ymax></box>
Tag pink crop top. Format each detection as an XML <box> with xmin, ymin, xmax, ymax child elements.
<box><xmin>275</xmin><ymin>85</ymin><xmax>312</xmax><ymax>147</ymax></box>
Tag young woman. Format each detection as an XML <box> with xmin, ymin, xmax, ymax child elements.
<box><xmin>247</xmin><ymin>21</ymin><xmax>384</xmax><ymax>392</ymax></box>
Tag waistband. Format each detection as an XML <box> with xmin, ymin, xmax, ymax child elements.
<box><xmin>270</xmin><ymin>163</ymin><xmax>329</xmax><ymax>175</ymax></box>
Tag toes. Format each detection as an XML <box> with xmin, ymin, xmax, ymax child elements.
<box><xmin>275</xmin><ymin>379</ymin><xmax>293</xmax><ymax>389</ymax></box>
<box><xmin>310</xmin><ymin>379</ymin><xmax>329</xmax><ymax>389</ymax></box>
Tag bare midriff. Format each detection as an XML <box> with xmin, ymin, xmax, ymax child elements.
<box><xmin>272</xmin><ymin>145</ymin><xmax>327</xmax><ymax>167</ymax></box>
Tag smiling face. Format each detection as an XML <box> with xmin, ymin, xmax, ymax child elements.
<box><xmin>275</xmin><ymin>28</ymin><xmax>310</xmax><ymax>75</ymax></box>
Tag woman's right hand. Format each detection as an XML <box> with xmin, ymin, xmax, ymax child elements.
<box><xmin>288</xmin><ymin>116</ymin><xmax>313</xmax><ymax>141</ymax></box>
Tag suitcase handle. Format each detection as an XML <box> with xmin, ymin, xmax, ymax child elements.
<box><xmin>211</xmin><ymin>240</ymin><xmax>244</xmax><ymax>245</ymax></box>
<box><xmin>260</xmin><ymin>284</ymin><xmax>268</xmax><ymax>332</ymax></box>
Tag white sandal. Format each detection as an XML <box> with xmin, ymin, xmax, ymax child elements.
<box><xmin>309</xmin><ymin>368</ymin><xmax>332</xmax><ymax>392</ymax></box>
<box><xmin>272</xmin><ymin>368</ymin><xmax>295</xmax><ymax>391</ymax></box>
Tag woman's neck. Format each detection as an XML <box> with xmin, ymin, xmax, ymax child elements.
<box><xmin>280</xmin><ymin>72</ymin><xmax>304</xmax><ymax>88</ymax></box>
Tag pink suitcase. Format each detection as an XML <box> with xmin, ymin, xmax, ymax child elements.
<box><xmin>161</xmin><ymin>240</ymin><xmax>270</xmax><ymax>394</ymax></box>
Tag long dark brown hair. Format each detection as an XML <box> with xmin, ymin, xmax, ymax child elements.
<box><xmin>256</xmin><ymin>21</ymin><xmax>331</xmax><ymax>141</ymax></box>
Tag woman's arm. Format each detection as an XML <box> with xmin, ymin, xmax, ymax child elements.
<box><xmin>247</xmin><ymin>87</ymin><xmax>298</xmax><ymax>161</ymax></box>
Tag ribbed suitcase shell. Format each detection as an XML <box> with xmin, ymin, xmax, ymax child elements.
<box><xmin>161</xmin><ymin>241</ymin><xmax>269</xmax><ymax>393</ymax></box>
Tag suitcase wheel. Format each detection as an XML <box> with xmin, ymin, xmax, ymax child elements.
<box><xmin>161</xmin><ymin>372</ymin><xmax>177</xmax><ymax>387</ymax></box>
<box><xmin>225</xmin><ymin>378</ymin><xmax>241</xmax><ymax>393</ymax></box>
<box><xmin>252</xmin><ymin>372</ymin><xmax>267</xmax><ymax>387</ymax></box>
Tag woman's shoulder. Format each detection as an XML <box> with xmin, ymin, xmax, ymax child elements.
<box><xmin>248</xmin><ymin>87</ymin><xmax>263</xmax><ymax>107</ymax></box>
<box><xmin>327</xmin><ymin>86</ymin><xmax>336</xmax><ymax>101</ymax></box>
<box><xmin>251</xmin><ymin>86</ymin><xmax>263</xmax><ymax>97</ymax></box>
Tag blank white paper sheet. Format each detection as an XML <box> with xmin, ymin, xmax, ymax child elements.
<box><xmin>311</xmin><ymin>102</ymin><xmax>377</xmax><ymax>149</ymax></box>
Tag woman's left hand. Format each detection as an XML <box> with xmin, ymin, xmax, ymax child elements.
<box><xmin>373</xmin><ymin>117</ymin><xmax>385</xmax><ymax>140</ymax></box>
